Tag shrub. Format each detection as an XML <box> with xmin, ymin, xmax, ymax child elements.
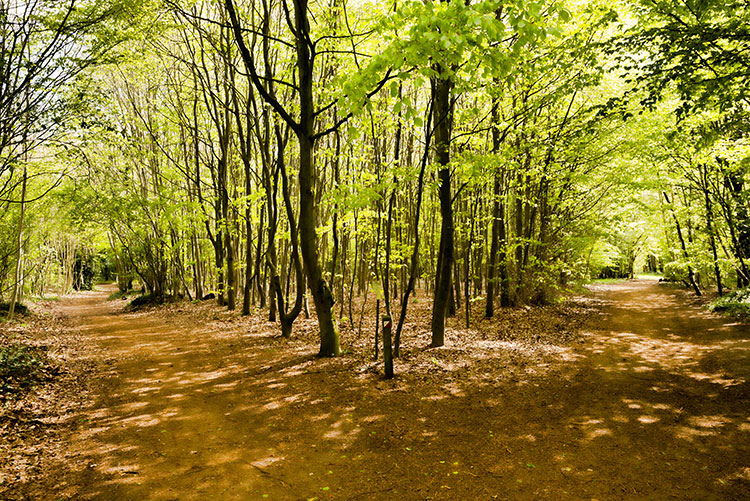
<box><xmin>710</xmin><ymin>287</ymin><xmax>750</xmax><ymax>316</ymax></box>
<box><xmin>662</xmin><ymin>261</ymin><xmax>688</xmax><ymax>282</ymax></box>
<box><xmin>0</xmin><ymin>344</ymin><xmax>51</xmax><ymax>398</ymax></box>
<box><xmin>108</xmin><ymin>289</ymin><xmax>136</xmax><ymax>301</ymax></box>
<box><xmin>0</xmin><ymin>301</ymin><xmax>29</xmax><ymax>316</ymax></box>
<box><xmin>126</xmin><ymin>293</ymin><xmax>181</xmax><ymax>309</ymax></box>
<box><xmin>127</xmin><ymin>293</ymin><xmax>161</xmax><ymax>309</ymax></box>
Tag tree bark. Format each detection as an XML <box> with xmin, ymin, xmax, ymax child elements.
<box><xmin>8</xmin><ymin>165</ymin><xmax>27</xmax><ymax>320</ymax></box>
<box><xmin>430</xmin><ymin>70</ymin><xmax>454</xmax><ymax>348</ymax></box>
<box><xmin>294</xmin><ymin>0</ymin><xmax>339</xmax><ymax>355</ymax></box>
<box><xmin>702</xmin><ymin>164</ymin><xmax>723</xmax><ymax>296</ymax></box>
<box><xmin>664</xmin><ymin>192</ymin><xmax>701</xmax><ymax>296</ymax></box>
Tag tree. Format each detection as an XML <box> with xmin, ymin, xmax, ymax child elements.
<box><xmin>225</xmin><ymin>0</ymin><xmax>391</xmax><ymax>356</ymax></box>
<box><xmin>620</xmin><ymin>0</ymin><xmax>750</xmax><ymax>120</ymax></box>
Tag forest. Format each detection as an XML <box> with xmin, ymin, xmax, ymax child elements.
<box><xmin>0</xmin><ymin>0</ymin><xmax>749</xmax><ymax>498</ymax></box>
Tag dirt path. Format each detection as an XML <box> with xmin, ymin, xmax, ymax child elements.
<box><xmin>37</xmin><ymin>280</ymin><xmax>750</xmax><ymax>499</ymax></box>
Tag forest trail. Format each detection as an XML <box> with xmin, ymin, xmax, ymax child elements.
<box><xmin>43</xmin><ymin>280</ymin><xmax>749</xmax><ymax>500</ymax></box>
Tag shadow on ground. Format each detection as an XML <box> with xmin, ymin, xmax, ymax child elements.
<box><xmin>13</xmin><ymin>281</ymin><xmax>750</xmax><ymax>500</ymax></box>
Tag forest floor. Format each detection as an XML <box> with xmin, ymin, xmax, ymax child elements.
<box><xmin>1</xmin><ymin>279</ymin><xmax>749</xmax><ymax>500</ymax></box>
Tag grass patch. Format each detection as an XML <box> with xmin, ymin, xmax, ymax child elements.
<box><xmin>0</xmin><ymin>344</ymin><xmax>54</xmax><ymax>399</ymax></box>
<box><xmin>636</xmin><ymin>272</ymin><xmax>663</xmax><ymax>280</ymax></box>
<box><xmin>589</xmin><ymin>278</ymin><xmax>627</xmax><ymax>285</ymax></box>
<box><xmin>709</xmin><ymin>287</ymin><xmax>750</xmax><ymax>317</ymax></box>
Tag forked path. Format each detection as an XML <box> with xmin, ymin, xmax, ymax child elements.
<box><xmin>48</xmin><ymin>281</ymin><xmax>749</xmax><ymax>499</ymax></box>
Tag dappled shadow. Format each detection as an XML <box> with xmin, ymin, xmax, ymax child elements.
<box><xmin>36</xmin><ymin>280</ymin><xmax>750</xmax><ymax>499</ymax></box>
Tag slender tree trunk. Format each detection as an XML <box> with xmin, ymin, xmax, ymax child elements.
<box><xmin>702</xmin><ymin>165</ymin><xmax>723</xmax><ymax>296</ymax></box>
<box><xmin>348</xmin><ymin>211</ymin><xmax>359</xmax><ymax>330</ymax></box>
<box><xmin>330</xmin><ymin>123</ymin><xmax>342</xmax><ymax>305</ymax></box>
<box><xmin>384</xmin><ymin>84</ymin><xmax>402</xmax><ymax>318</ymax></box>
<box><xmin>451</xmin><ymin>252</ymin><xmax>460</xmax><ymax>315</ymax></box>
<box><xmin>215</xmin><ymin>198</ymin><xmax>225</xmax><ymax>306</ymax></box>
<box><xmin>394</xmin><ymin>97</ymin><xmax>433</xmax><ymax>357</ymax></box>
<box><xmin>373</xmin><ymin>142</ymin><xmax>383</xmax><ymax>360</ymax></box>
<box><xmin>270</xmin><ymin>125</ymin><xmax>305</xmax><ymax>337</ymax></box>
<box><xmin>430</xmin><ymin>71</ymin><xmax>454</xmax><ymax>348</ymax></box>
<box><xmin>513</xmin><ymin>171</ymin><xmax>524</xmax><ymax>305</ymax></box>
<box><xmin>192</xmin><ymin>231</ymin><xmax>204</xmax><ymax>299</ymax></box>
<box><xmin>8</xmin><ymin>165</ymin><xmax>27</xmax><ymax>320</ymax></box>
<box><xmin>664</xmin><ymin>192</ymin><xmax>701</xmax><ymax>296</ymax></box>
<box><xmin>225</xmin><ymin>219</ymin><xmax>236</xmax><ymax>309</ymax></box>
<box><xmin>486</xmin><ymin>171</ymin><xmax>500</xmax><ymax>318</ymax></box>
<box><xmin>253</xmin><ymin>205</ymin><xmax>265</xmax><ymax>307</ymax></box>
<box><xmin>243</xmin><ymin>194</ymin><xmax>253</xmax><ymax>314</ymax></box>
<box><xmin>465</xmin><ymin>195</ymin><xmax>477</xmax><ymax>328</ymax></box>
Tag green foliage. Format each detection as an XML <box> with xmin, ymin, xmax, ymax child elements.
<box><xmin>108</xmin><ymin>289</ymin><xmax>137</xmax><ymax>301</ymax></box>
<box><xmin>710</xmin><ymin>288</ymin><xmax>750</xmax><ymax>316</ymax></box>
<box><xmin>0</xmin><ymin>344</ymin><xmax>52</xmax><ymax>398</ymax></box>
<box><xmin>663</xmin><ymin>261</ymin><xmax>688</xmax><ymax>282</ymax></box>
<box><xmin>616</xmin><ymin>0</ymin><xmax>750</xmax><ymax>122</ymax></box>
<box><xmin>0</xmin><ymin>302</ymin><xmax>29</xmax><ymax>316</ymax></box>
<box><xmin>4</xmin><ymin>0</ymin><xmax>744</xmax><ymax>335</ymax></box>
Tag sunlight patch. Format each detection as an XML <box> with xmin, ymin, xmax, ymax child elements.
<box><xmin>688</xmin><ymin>415</ymin><xmax>732</xmax><ymax>428</ymax></box>
<box><xmin>263</xmin><ymin>401</ymin><xmax>282</xmax><ymax>411</ymax></box>
<box><xmin>673</xmin><ymin>426</ymin><xmax>717</xmax><ymax>440</ymax></box>
<box><xmin>586</xmin><ymin>428</ymin><xmax>612</xmax><ymax>439</ymax></box>
<box><xmin>252</xmin><ymin>456</ymin><xmax>283</xmax><ymax>468</ymax></box>
<box><xmin>119</xmin><ymin>414</ymin><xmax>161</xmax><ymax>427</ymax></box>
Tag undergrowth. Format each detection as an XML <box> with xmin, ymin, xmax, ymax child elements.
<box><xmin>126</xmin><ymin>293</ymin><xmax>182</xmax><ymax>310</ymax></box>
<box><xmin>709</xmin><ymin>287</ymin><xmax>750</xmax><ymax>316</ymax></box>
<box><xmin>0</xmin><ymin>301</ymin><xmax>29</xmax><ymax>316</ymax></box>
<box><xmin>108</xmin><ymin>289</ymin><xmax>136</xmax><ymax>301</ymax></box>
<box><xmin>0</xmin><ymin>344</ymin><xmax>54</xmax><ymax>399</ymax></box>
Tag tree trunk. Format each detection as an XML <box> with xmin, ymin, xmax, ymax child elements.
<box><xmin>465</xmin><ymin>195</ymin><xmax>477</xmax><ymax>328</ymax></box>
<box><xmin>664</xmin><ymin>192</ymin><xmax>701</xmax><ymax>296</ymax></box>
<box><xmin>430</xmin><ymin>71</ymin><xmax>454</xmax><ymax>348</ymax></box>
<box><xmin>273</xmin><ymin>125</ymin><xmax>305</xmax><ymax>337</ymax></box>
<box><xmin>702</xmin><ymin>165</ymin><xmax>723</xmax><ymax>296</ymax></box>
<box><xmin>513</xmin><ymin>172</ymin><xmax>524</xmax><ymax>305</ymax></box>
<box><xmin>8</xmin><ymin>165</ymin><xmax>27</xmax><ymax>320</ymax></box>
<box><xmin>294</xmin><ymin>0</ymin><xmax>339</xmax><ymax>355</ymax></box>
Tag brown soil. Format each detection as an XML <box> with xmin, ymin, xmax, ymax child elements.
<box><xmin>2</xmin><ymin>279</ymin><xmax>749</xmax><ymax>500</ymax></box>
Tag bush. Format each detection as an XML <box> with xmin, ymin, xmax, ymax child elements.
<box><xmin>108</xmin><ymin>289</ymin><xmax>136</xmax><ymax>301</ymax></box>
<box><xmin>126</xmin><ymin>293</ymin><xmax>180</xmax><ymax>309</ymax></box>
<box><xmin>0</xmin><ymin>301</ymin><xmax>29</xmax><ymax>316</ymax></box>
<box><xmin>662</xmin><ymin>261</ymin><xmax>688</xmax><ymax>282</ymax></box>
<box><xmin>710</xmin><ymin>287</ymin><xmax>750</xmax><ymax>316</ymax></box>
<box><xmin>127</xmin><ymin>293</ymin><xmax>161</xmax><ymax>309</ymax></box>
<box><xmin>0</xmin><ymin>344</ymin><xmax>52</xmax><ymax>398</ymax></box>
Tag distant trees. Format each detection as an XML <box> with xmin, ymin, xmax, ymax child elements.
<box><xmin>617</xmin><ymin>0</ymin><xmax>750</xmax><ymax>293</ymax></box>
<box><xmin>0</xmin><ymin>0</ymin><xmax>146</xmax><ymax>316</ymax></box>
